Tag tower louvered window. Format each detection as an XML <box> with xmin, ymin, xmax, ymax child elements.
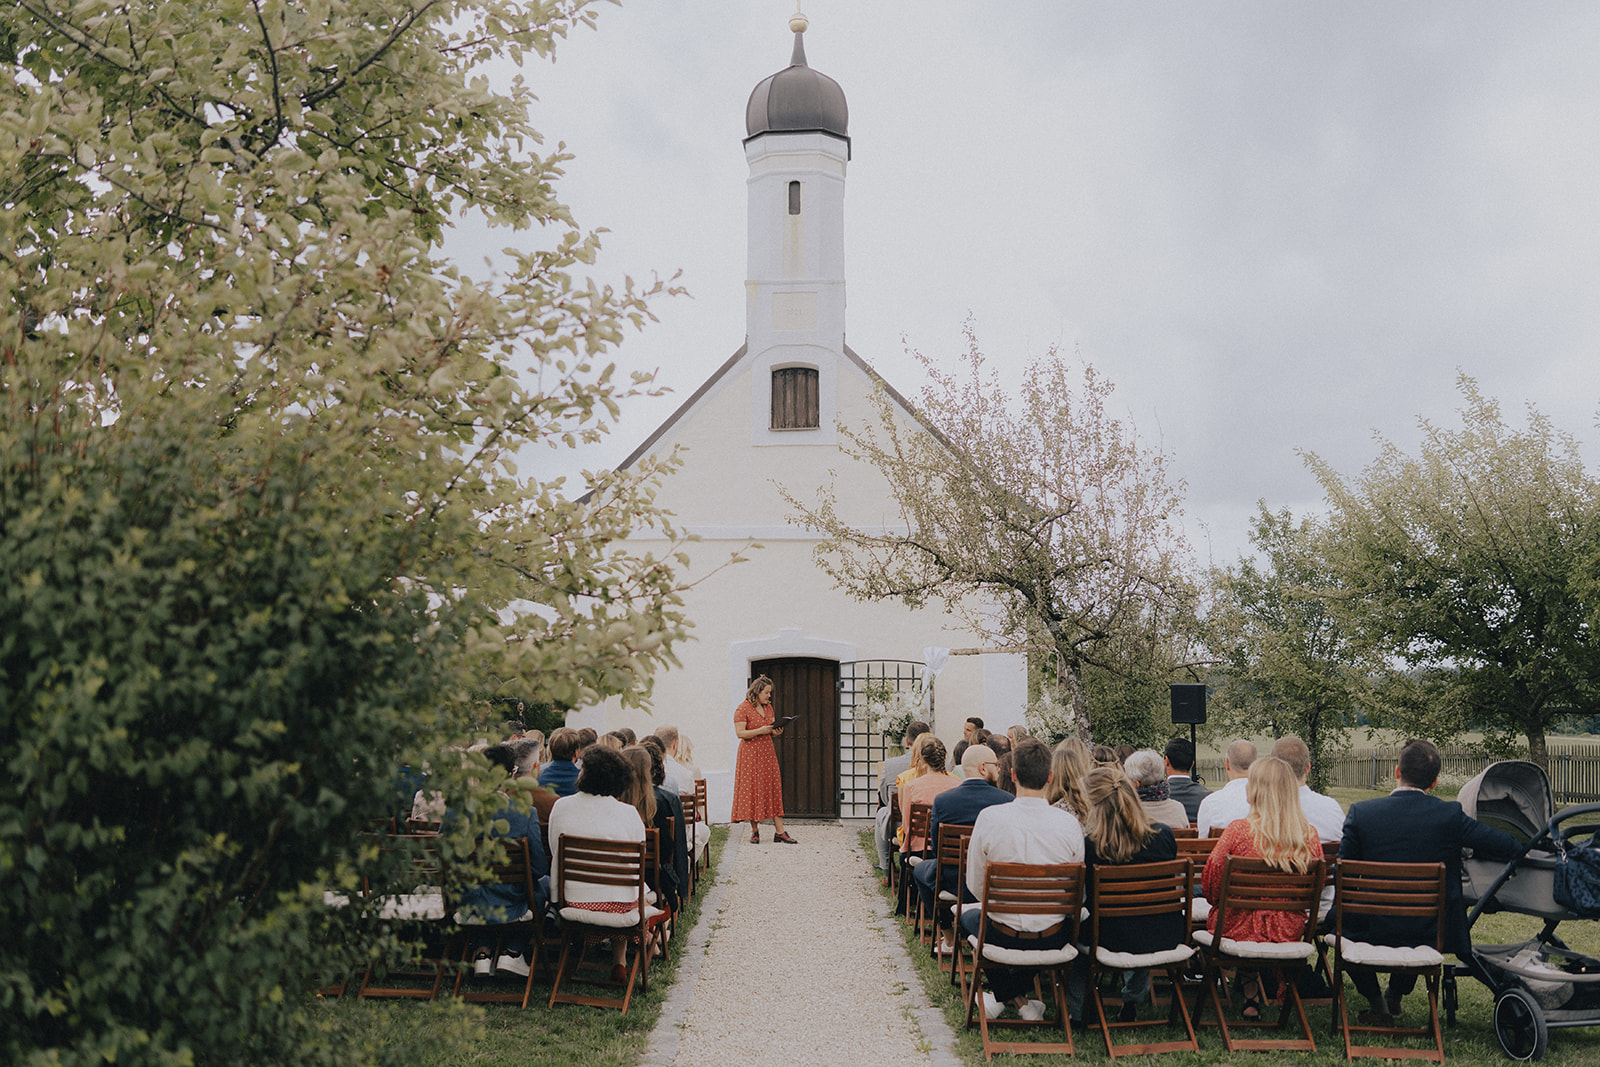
<box><xmin>771</xmin><ymin>367</ymin><xmax>819</xmax><ymax>430</ymax></box>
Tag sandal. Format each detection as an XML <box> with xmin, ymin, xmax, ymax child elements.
<box><xmin>1241</xmin><ymin>996</ymin><xmax>1262</xmax><ymax>1022</ymax></box>
<box><xmin>773</xmin><ymin>831</ymin><xmax>798</xmax><ymax>844</ymax></box>
<box><xmin>749</xmin><ymin>830</ymin><xmax>760</xmax><ymax>843</ymax></box>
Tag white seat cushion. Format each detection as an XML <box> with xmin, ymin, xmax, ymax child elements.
<box><xmin>937</xmin><ymin>890</ymin><xmax>958</xmax><ymax>902</ymax></box>
<box><xmin>968</xmin><ymin>936</ymin><xmax>1079</xmax><ymax>967</ymax></box>
<box><xmin>905</xmin><ymin>855</ymin><xmax>925</xmax><ymax>867</ymax></box>
<box><xmin>1322</xmin><ymin>934</ymin><xmax>1445</xmax><ymax>969</ymax></box>
<box><xmin>1096</xmin><ymin>944</ymin><xmax>1195</xmax><ymax>969</ymax></box>
<box><xmin>1192</xmin><ymin>929</ymin><xmax>1314</xmax><ymax>961</ymax></box>
<box><xmin>378</xmin><ymin>892</ymin><xmax>445</xmax><ymax>921</ymax></box>
<box><xmin>558</xmin><ymin>904</ymin><xmax>666</xmax><ymax>929</ymax></box>
<box><xmin>1190</xmin><ymin>898</ymin><xmax>1211</xmax><ymax>922</ymax></box>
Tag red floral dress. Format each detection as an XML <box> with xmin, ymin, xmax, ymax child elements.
<box><xmin>731</xmin><ymin>698</ymin><xmax>784</xmax><ymax>822</ymax></box>
<box><xmin>1202</xmin><ymin>819</ymin><xmax>1324</xmax><ymax>941</ymax></box>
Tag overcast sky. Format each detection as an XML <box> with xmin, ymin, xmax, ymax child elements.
<box><xmin>453</xmin><ymin>1</ymin><xmax>1600</xmax><ymax>568</ymax></box>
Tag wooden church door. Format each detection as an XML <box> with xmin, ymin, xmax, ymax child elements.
<box><xmin>752</xmin><ymin>657</ymin><xmax>839</xmax><ymax>818</ymax></box>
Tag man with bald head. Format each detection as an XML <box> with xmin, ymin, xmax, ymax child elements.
<box><xmin>914</xmin><ymin>743</ymin><xmax>1013</xmax><ymax>952</ymax></box>
<box><xmin>1195</xmin><ymin>739</ymin><xmax>1257</xmax><ymax>838</ymax></box>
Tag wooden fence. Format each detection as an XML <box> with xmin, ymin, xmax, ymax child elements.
<box><xmin>1196</xmin><ymin>742</ymin><xmax>1600</xmax><ymax>804</ymax></box>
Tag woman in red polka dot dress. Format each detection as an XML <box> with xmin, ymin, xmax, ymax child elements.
<box><xmin>731</xmin><ymin>675</ymin><xmax>796</xmax><ymax>844</ymax></box>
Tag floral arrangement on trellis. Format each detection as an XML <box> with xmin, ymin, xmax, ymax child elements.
<box><xmin>861</xmin><ymin>679</ymin><xmax>926</xmax><ymax>750</ymax></box>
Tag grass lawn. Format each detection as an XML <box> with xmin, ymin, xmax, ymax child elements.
<box><xmin>317</xmin><ymin>826</ymin><xmax>728</xmax><ymax>1067</ymax></box>
<box><xmin>865</xmin><ymin>812</ymin><xmax>1600</xmax><ymax>1064</ymax></box>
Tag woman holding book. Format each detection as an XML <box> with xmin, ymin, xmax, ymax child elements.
<box><xmin>731</xmin><ymin>675</ymin><xmax>795</xmax><ymax>844</ymax></box>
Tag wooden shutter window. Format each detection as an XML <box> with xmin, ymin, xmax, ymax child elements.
<box><xmin>771</xmin><ymin>367</ymin><xmax>819</xmax><ymax>430</ymax></box>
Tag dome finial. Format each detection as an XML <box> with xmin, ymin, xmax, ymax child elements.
<box><xmin>789</xmin><ymin>5</ymin><xmax>808</xmax><ymax>34</ymax></box>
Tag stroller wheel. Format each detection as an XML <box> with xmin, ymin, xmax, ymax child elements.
<box><xmin>1493</xmin><ymin>987</ymin><xmax>1548</xmax><ymax>1061</ymax></box>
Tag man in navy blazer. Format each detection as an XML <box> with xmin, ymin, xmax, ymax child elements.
<box><xmin>914</xmin><ymin>743</ymin><xmax>1013</xmax><ymax>950</ymax></box>
<box><xmin>1339</xmin><ymin>738</ymin><xmax>1519</xmax><ymax>1024</ymax></box>
<box><xmin>1163</xmin><ymin>737</ymin><xmax>1211</xmax><ymax>824</ymax></box>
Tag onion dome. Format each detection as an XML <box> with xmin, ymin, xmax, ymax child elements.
<box><xmin>744</xmin><ymin>14</ymin><xmax>849</xmax><ymax>148</ymax></box>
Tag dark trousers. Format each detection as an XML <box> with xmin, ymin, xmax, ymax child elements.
<box><xmin>1350</xmin><ymin>969</ymin><xmax>1418</xmax><ymax>1009</ymax></box>
<box><xmin>960</xmin><ymin>907</ymin><xmax>1070</xmax><ymax>1003</ymax></box>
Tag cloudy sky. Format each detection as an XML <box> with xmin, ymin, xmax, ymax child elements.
<box><xmin>455</xmin><ymin>1</ymin><xmax>1600</xmax><ymax>568</ymax></box>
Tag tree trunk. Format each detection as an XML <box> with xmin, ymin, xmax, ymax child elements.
<box><xmin>1526</xmin><ymin>723</ymin><xmax>1549</xmax><ymax>770</ymax></box>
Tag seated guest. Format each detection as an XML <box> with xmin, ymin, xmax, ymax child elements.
<box><xmin>574</xmin><ymin>727</ymin><xmax>598</xmax><ymax>762</ymax></box>
<box><xmin>891</xmin><ymin>732</ymin><xmax>933</xmax><ymax>851</ymax></box>
<box><xmin>1195</xmin><ymin>739</ymin><xmax>1257</xmax><ymax>838</ymax></box>
<box><xmin>963</xmin><ymin>717</ymin><xmax>985</xmax><ymax>745</ymax></box>
<box><xmin>506</xmin><ymin>737</ymin><xmax>559</xmax><ymax>826</ymax></box>
<box><xmin>1201</xmin><ymin>756</ymin><xmax>1323</xmax><ymax>1020</ymax></box>
<box><xmin>1164</xmin><ymin>737</ymin><xmax>1211</xmax><ymax>824</ymax></box>
<box><xmin>1092</xmin><ymin>745</ymin><xmax>1118</xmax><ymax>766</ymax></box>
<box><xmin>622</xmin><ymin>745</ymin><xmax>687</xmax><ymax>917</ymax></box>
<box><xmin>458</xmin><ymin>744</ymin><xmax>549</xmax><ymax>978</ymax></box>
<box><xmin>615</xmin><ymin>727</ymin><xmax>637</xmax><ymax>745</ymax></box>
<box><xmin>874</xmin><ymin>721</ymin><xmax>931</xmax><ymax>872</ymax></box>
<box><xmin>1006</xmin><ymin>725</ymin><xmax>1031</xmax><ymax>746</ymax></box>
<box><xmin>1125</xmin><ymin>748</ymin><xmax>1190</xmax><ymax>830</ymax></box>
<box><xmin>951</xmin><ymin>739</ymin><xmax>970</xmax><ymax>776</ymax></box>
<box><xmin>547</xmin><ymin>746</ymin><xmax>648</xmax><ymax>983</ymax></box>
<box><xmin>915</xmin><ymin>744</ymin><xmax>1011</xmax><ymax>952</ymax></box>
<box><xmin>1270</xmin><ymin>735</ymin><xmax>1345</xmax><ymax>843</ymax></box>
<box><xmin>963</xmin><ymin>739</ymin><xmax>1085</xmax><ymax>1022</ymax></box>
<box><xmin>899</xmin><ymin>736</ymin><xmax>961</xmax><ymax>857</ymax></box>
<box><xmin>986</xmin><ymin>733</ymin><xmax>1012</xmax><ymax>757</ymax></box>
<box><xmin>1047</xmin><ymin>738</ymin><xmax>1091</xmax><ymax>817</ymax></box>
<box><xmin>995</xmin><ymin>751</ymin><xmax>1017</xmax><ymax>796</ymax></box>
<box><xmin>675</xmin><ymin>733</ymin><xmax>702</xmax><ymax>781</ymax></box>
<box><xmin>538</xmin><ymin>727</ymin><xmax>582</xmax><ymax>798</ymax></box>
<box><xmin>640</xmin><ymin>734</ymin><xmax>682</xmax><ymax>794</ymax></box>
<box><xmin>1339</xmin><ymin>738</ymin><xmax>1519</xmax><ymax>1025</ymax></box>
<box><xmin>602</xmin><ymin>730</ymin><xmax>630</xmax><ymax>750</ymax></box>
<box><xmin>653</xmin><ymin>724</ymin><xmax>697</xmax><ymax>791</ymax></box>
<box><xmin>1073</xmin><ymin>764</ymin><xmax>1182</xmax><ymax>1023</ymax></box>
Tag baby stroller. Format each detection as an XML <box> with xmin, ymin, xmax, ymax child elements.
<box><xmin>1450</xmin><ymin>759</ymin><xmax>1600</xmax><ymax>1060</ymax></box>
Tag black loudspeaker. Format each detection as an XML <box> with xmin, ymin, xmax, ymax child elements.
<box><xmin>1170</xmin><ymin>683</ymin><xmax>1207</xmax><ymax>725</ymax></box>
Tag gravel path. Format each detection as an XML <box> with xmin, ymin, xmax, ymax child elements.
<box><xmin>644</xmin><ymin>822</ymin><xmax>960</xmax><ymax>1067</ymax></box>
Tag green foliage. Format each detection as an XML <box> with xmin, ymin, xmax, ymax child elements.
<box><xmin>1304</xmin><ymin>375</ymin><xmax>1600</xmax><ymax>765</ymax></box>
<box><xmin>785</xmin><ymin>322</ymin><xmax>1202</xmax><ymax>738</ymax></box>
<box><xmin>1205</xmin><ymin>504</ymin><xmax>1375</xmax><ymax>789</ymax></box>
<box><xmin>0</xmin><ymin>1</ymin><xmax>703</xmax><ymax>1064</ymax></box>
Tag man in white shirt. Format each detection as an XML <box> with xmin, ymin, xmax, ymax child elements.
<box><xmin>962</xmin><ymin>738</ymin><xmax>1085</xmax><ymax>1022</ymax></box>
<box><xmin>1270</xmin><ymin>735</ymin><xmax>1345</xmax><ymax>842</ymax></box>
<box><xmin>1195</xmin><ymin>739</ymin><xmax>1257</xmax><ymax>838</ymax></box>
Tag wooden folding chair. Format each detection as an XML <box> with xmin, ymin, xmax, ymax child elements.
<box><xmin>1084</xmin><ymin>859</ymin><xmax>1200</xmax><ymax>1057</ymax></box>
<box><xmin>679</xmin><ymin>791</ymin><xmax>698</xmax><ymax>896</ymax></box>
<box><xmin>963</xmin><ymin>862</ymin><xmax>1086</xmax><ymax>1061</ymax></box>
<box><xmin>898</xmin><ymin>801</ymin><xmax>932</xmax><ymax>922</ymax></box>
<box><xmin>1307</xmin><ymin>838</ymin><xmax>1342</xmax><ymax>1001</ymax></box>
<box><xmin>1328</xmin><ymin>860</ymin><xmax>1447</xmax><ymax>1062</ymax></box>
<box><xmin>1174</xmin><ymin>835</ymin><xmax>1221</xmax><ymax>936</ymax></box>
<box><xmin>921</xmin><ymin>822</ymin><xmax>974</xmax><ymax>963</ymax></box>
<box><xmin>1172</xmin><ymin>826</ymin><xmax>1199</xmax><ymax>839</ymax></box>
<box><xmin>1191</xmin><ymin>855</ymin><xmax>1325</xmax><ymax>1053</ymax></box>
<box><xmin>644</xmin><ymin>826</ymin><xmax>674</xmax><ymax>960</ymax></box>
<box><xmin>356</xmin><ymin>833</ymin><xmax>451</xmax><ymax>1001</ymax></box>
<box><xmin>452</xmin><ymin>837</ymin><xmax>544</xmax><ymax>1008</ymax></box>
<box><xmin>885</xmin><ymin>787</ymin><xmax>902</xmax><ymax>886</ymax></box>
<box><xmin>548</xmin><ymin>835</ymin><xmax>668</xmax><ymax>1014</ymax></box>
<box><xmin>692</xmin><ymin>779</ymin><xmax>709</xmax><ymax>878</ymax></box>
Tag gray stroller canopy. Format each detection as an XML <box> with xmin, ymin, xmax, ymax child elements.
<box><xmin>1458</xmin><ymin>760</ymin><xmax>1552</xmax><ymax>845</ymax></box>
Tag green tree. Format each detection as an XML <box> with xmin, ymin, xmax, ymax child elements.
<box><xmin>1304</xmin><ymin>375</ymin><xmax>1600</xmax><ymax>766</ymax></box>
<box><xmin>1206</xmin><ymin>504</ymin><xmax>1373</xmax><ymax>790</ymax></box>
<box><xmin>0</xmin><ymin>2</ymin><xmax>699</xmax><ymax>1064</ymax></box>
<box><xmin>783</xmin><ymin>325</ymin><xmax>1201</xmax><ymax>741</ymax></box>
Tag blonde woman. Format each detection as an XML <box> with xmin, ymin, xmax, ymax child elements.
<box><xmin>1200</xmin><ymin>756</ymin><xmax>1323</xmax><ymax>1016</ymax></box>
<box><xmin>1047</xmin><ymin>738</ymin><xmax>1091</xmax><ymax>816</ymax></box>
<box><xmin>891</xmin><ymin>732</ymin><xmax>931</xmax><ymax>849</ymax></box>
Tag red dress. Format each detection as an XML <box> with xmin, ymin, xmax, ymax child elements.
<box><xmin>731</xmin><ymin>699</ymin><xmax>783</xmax><ymax>822</ymax></box>
<box><xmin>1202</xmin><ymin>819</ymin><xmax>1324</xmax><ymax>942</ymax></box>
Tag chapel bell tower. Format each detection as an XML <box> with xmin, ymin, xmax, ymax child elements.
<box><xmin>742</xmin><ymin>12</ymin><xmax>850</xmax><ymax>446</ymax></box>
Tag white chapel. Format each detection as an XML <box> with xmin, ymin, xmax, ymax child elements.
<box><xmin>579</xmin><ymin>16</ymin><xmax>1027</xmax><ymax>822</ymax></box>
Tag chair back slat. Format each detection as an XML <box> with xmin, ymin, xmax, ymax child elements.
<box><xmin>1212</xmin><ymin>855</ymin><xmax>1323</xmax><ymax>938</ymax></box>
<box><xmin>1090</xmin><ymin>859</ymin><xmax>1193</xmax><ymax>922</ymax></box>
<box><xmin>980</xmin><ymin>862</ymin><xmax>1086</xmax><ymax>916</ymax></box>
<box><xmin>1334</xmin><ymin>860</ymin><xmax>1446</xmax><ymax>928</ymax></box>
<box><xmin>555</xmin><ymin>835</ymin><xmax>647</xmax><ymax>902</ymax></box>
<box><xmin>1175</xmin><ymin>835</ymin><xmax>1221</xmax><ymax>859</ymax></box>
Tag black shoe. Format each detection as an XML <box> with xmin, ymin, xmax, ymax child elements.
<box><xmin>1117</xmin><ymin>1000</ymin><xmax>1139</xmax><ymax>1023</ymax></box>
<box><xmin>1385</xmin><ymin>993</ymin><xmax>1404</xmax><ymax>1020</ymax></box>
